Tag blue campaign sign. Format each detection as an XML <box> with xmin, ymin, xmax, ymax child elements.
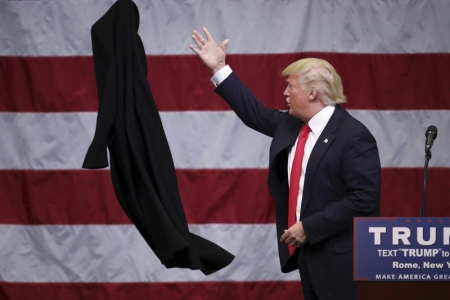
<box><xmin>354</xmin><ymin>217</ymin><xmax>450</xmax><ymax>281</ymax></box>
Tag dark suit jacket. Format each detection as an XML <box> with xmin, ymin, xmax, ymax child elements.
<box><xmin>82</xmin><ymin>0</ymin><xmax>234</xmax><ymax>275</ymax></box>
<box><xmin>215</xmin><ymin>72</ymin><xmax>381</xmax><ymax>277</ymax></box>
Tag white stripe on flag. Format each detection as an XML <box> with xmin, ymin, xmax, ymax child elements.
<box><xmin>1</xmin><ymin>0</ymin><xmax>450</xmax><ymax>56</ymax></box>
<box><xmin>0</xmin><ymin>224</ymin><xmax>298</xmax><ymax>282</ymax></box>
<box><xmin>0</xmin><ymin>110</ymin><xmax>449</xmax><ymax>170</ymax></box>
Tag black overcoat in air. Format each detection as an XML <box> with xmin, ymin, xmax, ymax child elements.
<box><xmin>82</xmin><ymin>0</ymin><xmax>234</xmax><ymax>275</ymax></box>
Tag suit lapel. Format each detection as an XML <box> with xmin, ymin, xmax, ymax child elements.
<box><xmin>300</xmin><ymin>105</ymin><xmax>345</xmax><ymax>217</ymax></box>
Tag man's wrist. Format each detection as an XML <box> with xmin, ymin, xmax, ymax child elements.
<box><xmin>211</xmin><ymin>65</ymin><xmax>232</xmax><ymax>87</ymax></box>
<box><xmin>211</xmin><ymin>63</ymin><xmax>226</xmax><ymax>74</ymax></box>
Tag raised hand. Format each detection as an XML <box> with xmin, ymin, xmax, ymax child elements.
<box><xmin>189</xmin><ymin>27</ymin><xmax>229</xmax><ymax>74</ymax></box>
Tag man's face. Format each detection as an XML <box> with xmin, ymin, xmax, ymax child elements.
<box><xmin>284</xmin><ymin>75</ymin><xmax>311</xmax><ymax>121</ymax></box>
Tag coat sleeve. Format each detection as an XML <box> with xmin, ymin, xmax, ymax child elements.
<box><xmin>215</xmin><ymin>72</ymin><xmax>285</xmax><ymax>138</ymax></box>
<box><xmin>302</xmin><ymin>129</ymin><xmax>381</xmax><ymax>244</ymax></box>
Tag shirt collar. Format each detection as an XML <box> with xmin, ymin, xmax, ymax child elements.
<box><xmin>307</xmin><ymin>105</ymin><xmax>335</xmax><ymax>135</ymax></box>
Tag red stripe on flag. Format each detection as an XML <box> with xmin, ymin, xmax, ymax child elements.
<box><xmin>0</xmin><ymin>281</ymin><xmax>302</xmax><ymax>300</ymax></box>
<box><xmin>1</xmin><ymin>168</ymin><xmax>449</xmax><ymax>225</ymax></box>
<box><xmin>0</xmin><ymin>169</ymin><xmax>273</xmax><ymax>225</ymax></box>
<box><xmin>380</xmin><ymin>167</ymin><xmax>450</xmax><ymax>217</ymax></box>
<box><xmin>1</xmin><ymin>53</ymin><xmax>450</xmax><ymax>112</ymax></box>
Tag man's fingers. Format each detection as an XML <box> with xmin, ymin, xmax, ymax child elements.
<box><xmin>280</xmin><ymin>231</ymin><xmax>289</xmax><ymax>242</ymax></box>
<box><xmin>202</xmin><ymin>27</ymin><xmax>216</xmax><ymax>44</ymax></box>
<box><xmin>191</xmin><ymin>34</ymin><xmax>204</xmax><ymax>49</ymax></box>
<box><xmin>189</xmin><ymin>44</ymin><xmax>199</xmax><ymax>54</ymax></box>
<box><xmin>284</xmin><ymin>234</ymin><xmax>300</xmax><ymax>244</ymax></box>
<box><xmin>192</xmin><ymin>30</ymin><xmax>206</xmax><ymax>44</ymax></box>
<box><xmin>285</xmin><ymin>236</ymin><xmax>295</xmax><ymax>244</ymax></box>
<box><xmin>281</xmin><ymin>227</ymin><xmax>306</xmax><ymax>246</ymax></box>
<box><xmin>221</xmin><ymin>39</ymin><xmax>229</xmax><ymax>51</ymax></box>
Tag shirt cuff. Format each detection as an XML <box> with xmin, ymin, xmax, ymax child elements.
<box><xmin>211</xmin><ymin>65</ymin><xmax>232</xmax><ymax>87</ymax></box>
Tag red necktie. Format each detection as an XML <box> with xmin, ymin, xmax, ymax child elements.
<box><xmin>288</xmin><ymin>123</ymin><xmax>311</xmax><ymax>255</ymax></box>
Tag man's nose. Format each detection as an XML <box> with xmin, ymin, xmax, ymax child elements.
<box><xmin>283</xmin><ymin>86</ymin><xmax>289</xmax><ymax>96</ymax></box>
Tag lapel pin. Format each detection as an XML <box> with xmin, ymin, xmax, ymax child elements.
<box><xmin>324</xmin><ymin>138</ymin><xmax>328</xmax><ymax>143</ymax></box>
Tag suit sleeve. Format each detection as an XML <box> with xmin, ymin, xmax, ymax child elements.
<box><xmin>215</xmin><ymin>72</ymin><xmax>285</xmax><ymax>138</ymax></box>
<box><xmin>302</xmin><ymin>129</ymin><xmax>381</xmax><ymax>244</ymax></box>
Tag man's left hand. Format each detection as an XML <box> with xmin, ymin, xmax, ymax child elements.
<box><xmin>280</xmin><ymin>222</ymin><xmax>308</xmax><ymax>248</ymax></box>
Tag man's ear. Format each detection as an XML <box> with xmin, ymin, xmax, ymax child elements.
<box><xmin>309</xmin><ymin>86</ymin><xmax>318</xmax><ymax>100</ymax></box>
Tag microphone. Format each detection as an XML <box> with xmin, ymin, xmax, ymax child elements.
<box><xmin>425</xmin><ymin>125</ymin><xmax>438</xmax><ymax>153</ymax></box>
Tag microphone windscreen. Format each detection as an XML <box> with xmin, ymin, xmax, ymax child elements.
<box><xmin>425</xmin><ymin>125</ymin><xmax>438</xmax><ymax>139</ymax></box>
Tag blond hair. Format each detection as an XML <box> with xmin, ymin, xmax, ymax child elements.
<box><xmin>282</xmin><ymin>58</ymin><xmax>347</xmax><ymax>105</ymax></box>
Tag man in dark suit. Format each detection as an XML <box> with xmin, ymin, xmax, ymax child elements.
<box><xmin>190</xmin><ymin>27</ymin><xmax>381</xmax><ymax>300</ymax></box>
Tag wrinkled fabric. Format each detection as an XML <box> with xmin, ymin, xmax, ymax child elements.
<box><xmin>2</xmin><ymin>1</ymin><xmax>450</xmax><ymax>56</ymax></box>
<box><xmin>82</xmin><ymin>0</ymin><xmax>234</xmax><ymax>275</ymax></box>
<box><xmin>0</xmin><ymin>224</ymin><xmax>291</xmax><ymax>282</ymax></box>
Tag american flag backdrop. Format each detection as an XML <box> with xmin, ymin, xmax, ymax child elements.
<box><xmin>1</xmin><ymin>0</ymin><xmax>450</xmax><ymax>299</ymax></box>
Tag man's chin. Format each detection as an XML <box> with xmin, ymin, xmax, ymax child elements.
<box><xmin>288</xmin><ymin>110</ymin><xmax>305</xmax><ymax>121</ymax></box>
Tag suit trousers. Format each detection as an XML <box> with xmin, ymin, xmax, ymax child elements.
<box><xmin>298</xmin><ymin>244</ymin><xmax>357</xmax><ymax>300</ymax></box>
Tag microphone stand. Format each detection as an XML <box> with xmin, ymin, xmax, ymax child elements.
<box><xmin>420</xmin><ymin>150</ymin><xmax>432</xmax><ymax>217</ymax></box>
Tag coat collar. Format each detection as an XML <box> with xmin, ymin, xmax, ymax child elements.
<box><xmin>269</xmin><ymin>105</ymin><xmax>343</xmax><ymax>166</ymax></box>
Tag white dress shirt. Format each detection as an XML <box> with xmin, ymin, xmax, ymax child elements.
<box><xmin>211</xmin><ymin>65</ymin><xmax>335</xmax><ymax>222</ymax></box>
<box><xmin>288</xmin><ymin>105</ymin><xmax>335</xmax><ymax>222</ymax></box>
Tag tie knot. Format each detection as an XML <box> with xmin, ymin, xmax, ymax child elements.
<box><xmin>302</xmin><ymin>123</ymin><xmax>311</xmax><ymax>134</ymax></box>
